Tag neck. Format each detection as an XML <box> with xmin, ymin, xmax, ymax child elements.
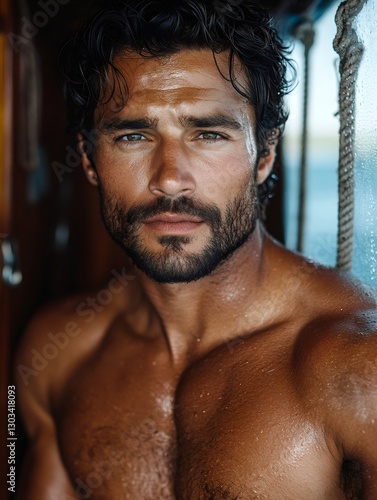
<box><xmin>129</xmin><ymin>222</ymin><xmax>275</xmax><ymax>363</ymax></box>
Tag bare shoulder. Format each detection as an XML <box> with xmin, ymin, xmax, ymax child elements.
<box><xmin>294</xmin><ymin>305</ymin><xmax>377</xmax><ymax>400</ymax></box>
<box><xmin>269</xmin><ymin>235</ymin><xmax>377</xmax><ymax>447</ymax></box>
<box><xmin>13</xmin><ymin>271</ymin><xmax>137</xmax><ymax>498</ymax></box>
<box><xmin>288</xmin><ymin>248</ymin><xmax>377</xmax><ymax>398</ymax></box>
<box><xmin>290</xmin><ymin>264</ymin><xmax>377</xmax><ymax>462</ymax></box>
<box><xmin>15</xmin><ymin>269</ymin><xmax>135</xmax><ymax>429</ymax></box>
<box><xmin>266</xmin><ymin>235</ymin><xmax>374</xmax><ymax>313</ymax></box>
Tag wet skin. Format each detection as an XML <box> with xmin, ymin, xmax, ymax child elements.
<box><xmin>16</xmin><ymin>50</ymin><xmax>377</xmax><ymax>499</ymax></box>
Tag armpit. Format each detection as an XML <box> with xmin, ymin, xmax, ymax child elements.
<box><xmin>341</xmin><ymin>459</ymin><xmax>363</xmax><ymax>500</ymax></box>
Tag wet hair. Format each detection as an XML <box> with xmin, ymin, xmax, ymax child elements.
<box><xmin>61</xmin><ymin>0</ymin><xmax>294</xmax><ymax>199</ymax></box>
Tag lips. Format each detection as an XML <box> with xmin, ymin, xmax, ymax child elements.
<box><xmin>144</xmin><ymin>212</ymin><xmax>203</xmax><ymax>233</ymax></box>
<box><xmin>144</xmin><ymin>212</ymin><xmax>203</xmax><ymax>224</ymax></box>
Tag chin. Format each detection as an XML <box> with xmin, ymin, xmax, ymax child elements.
<box><xmin>127</xmin><ymin>232</ymin><xmax>251</xmax><ymax>284</ymax></box>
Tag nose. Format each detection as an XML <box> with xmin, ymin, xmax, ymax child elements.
<box><xmin>148</xmin><ymin>138</ymin><xmax>196</xmax><ymax>198</ymax></box>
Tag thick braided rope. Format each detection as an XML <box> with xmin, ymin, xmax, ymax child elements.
<box><xmin>333</xmin><ymin>0</ymin><xmax>367</xmax><ymax>270</ymax></box>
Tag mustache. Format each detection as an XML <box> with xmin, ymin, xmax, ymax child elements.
<box><xmin>125</xmin><ymin>196</ymin><xmax>222</xmax><ymax>226</ymax></box>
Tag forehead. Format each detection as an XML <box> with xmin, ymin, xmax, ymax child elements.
<box><xmin>96</xmin><ymin>49</ymin><xmax>252</xmax><ymax>122</ymax></box>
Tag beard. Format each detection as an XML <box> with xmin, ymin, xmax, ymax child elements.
<box><xmin>98</xmin><ymin>176</ymin><xmax>260</xmax><ymax>284</ymax></box>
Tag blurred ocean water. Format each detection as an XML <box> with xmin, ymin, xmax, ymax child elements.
<box><xmin>284</xmin><ymin>145</ymin><xmax>377</xmax><ymax>288</ymax></box>
<box><xmin>282</xmin><ymin>0</ymin><xmax>377</xmax><ymax>289</ymax></box>
<box><xmin>284</xmin><ymin>144</ymin><xmax>338</xmax><ymax>267</ymax></box>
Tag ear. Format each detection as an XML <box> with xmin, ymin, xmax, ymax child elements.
<box><xmin>77</xmin><ymin>132</ymin><xmax>98</xmax><ymax>186</ymax></box>
<box><xmin>257</xmin><ymin>139</ymin><xmax>277</xmax><ymax>185</ymax></box>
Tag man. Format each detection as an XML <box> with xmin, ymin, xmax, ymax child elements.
<box><xmin>15</xmin><ymin>0</ymin><xmax>377</xmax><ymax>498</ymax></box>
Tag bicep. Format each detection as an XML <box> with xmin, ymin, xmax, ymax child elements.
<box><xmin>332</xmin><ymin>364</ymin><xmax>377</xmax><ymax>497</ymax></box>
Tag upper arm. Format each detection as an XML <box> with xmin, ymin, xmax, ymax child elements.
<box><xmin>331</xmin><ymin>337</ymin><xmax>377</xmax><ymax>497</ymax></box>
<box><xmin>15</xmin><ymin>309</ymin><xmax>77</xmax><ymax>500</ymax></box>
<box><xmin>295</xmin><ymin>309</ymin><xmax>377</xmax><ymax>497</ymax></box>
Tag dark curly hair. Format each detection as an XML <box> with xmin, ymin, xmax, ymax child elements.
<box><xmin>61</xmin><ymin>0</ymin><xmax>294</xmax><ymax>198</ymax></box>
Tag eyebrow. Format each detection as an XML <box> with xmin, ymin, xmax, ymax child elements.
<box><xmin>99</xmin><ymin>117</ymin><xmax>158</xmax><ymax>133</ymax></box>
<box><xmin>99</xmin><ymin>113</ymin><xmax>243</xmax><ymax>133</ymax></box>
<box><xmin>179</xmin><ymin>114</ymin><xmax>243</xmax><ymax>130</ymax></box>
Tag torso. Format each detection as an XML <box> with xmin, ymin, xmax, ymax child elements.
<box><xmin>55</xmin><ymin>315</ymin><xmax>361</xmax><ymax>499</ymax></box>
<box><xmin>48</xmin><ymin>243</ymin><xmax>375</xmax><ymax>499</ymax></box>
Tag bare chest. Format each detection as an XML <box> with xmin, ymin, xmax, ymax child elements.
<box><xmin>175</xmin><ymin>341</ymin><xmax>349</xmax><ymax>499</ymax></box>
<box><xmin>59</xmin><ymin>406</ymin><xmax>175</xmax><ymax>499</ymax></box>
<box><xmin>57</xmin><ymin>341</ymin><xmax>345</xmax><ymax>499</ymax></box>
<box><xmin>56</xmin><ymin>349</ymin><xmax>178</xmax><ymax>499</ymax></box>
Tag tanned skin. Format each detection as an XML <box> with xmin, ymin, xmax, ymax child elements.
<box><xmin>16</xmin><ymin>50</ymin><xmax>377</xmax><ymax>499</ymax></box>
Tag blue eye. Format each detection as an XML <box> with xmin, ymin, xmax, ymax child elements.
<box><xmin>119</xmin><ymin>133</ymin><xmax>146</xmax><ymax>141</ymax></box>
<box><xmin>198</xmin><ymin>132</ymin><xmax>224</xmax><ymax>141</ymax></box>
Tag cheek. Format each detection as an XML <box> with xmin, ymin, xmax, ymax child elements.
<box><xmin>200</xmin><ymin>150</ymin><xmax>256</xmax><ymax>200</ymax></box>
<box><xmin>95</xmin><ymin>146</ymin><xmax>148</xmax><ymax>196</ymax></box>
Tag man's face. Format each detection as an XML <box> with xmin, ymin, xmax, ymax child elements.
<box><xmin>84</xmin><ymin>50</ymin><xmax>273</xmax><ymax>283</ymax></box>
